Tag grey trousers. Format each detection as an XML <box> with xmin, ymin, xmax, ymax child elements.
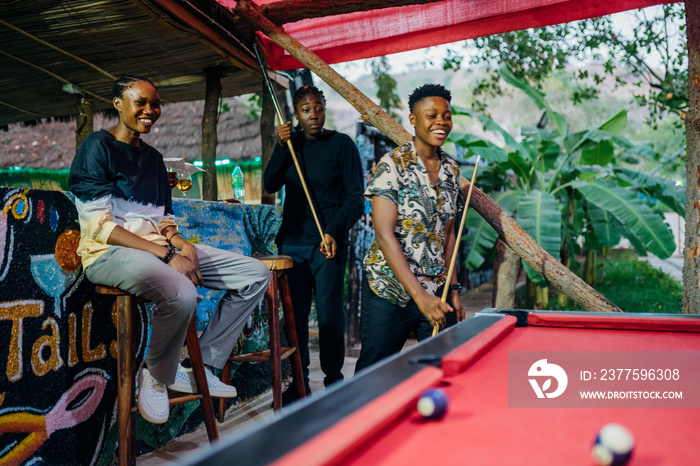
<box><xmin>85</xmin><ymin>244</ymin><xmax>269</xmax><ymax>385</ymax></box>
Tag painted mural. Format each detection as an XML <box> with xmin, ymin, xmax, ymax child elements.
<box><xmin>0</xmin><ymin>188</ymin><xmax>280</xmax><ymax>465</ymax></box>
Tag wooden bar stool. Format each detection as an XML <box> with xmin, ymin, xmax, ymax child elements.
<box><xmin>218</xmin><ymin>255</ymin><xmax>306</xmax><ymax>420</ymax></box>
<box><xmin>96</xmin><ymin>286</ymin><xmax>218</xmax><ymax>465</ymax></box>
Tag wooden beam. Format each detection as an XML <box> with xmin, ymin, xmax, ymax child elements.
<box><xmin>238</xmin><ymin>0</ymin><xmax>443</xmax><ymax>27</ymax></box>
<box><xmin>141</xmin><ymin>0</ymin><xmax>261</xmax><ymax>75</ymax></box>
<box><xmin>235</xmin><ymin>0</ymin><xmax>622</xmax><ymax>313</ymax></box>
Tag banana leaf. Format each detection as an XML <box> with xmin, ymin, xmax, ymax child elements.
<box><xmin>517</xmin><ymin>190</ymin><xmax>562</xmax><ymax>280</ymax></box>
<box><xmin>573</xmin><ymin>180</ymin><xmax>676</xmax><ymax>259</ymax></box>
<box><xmin>612</xmin><ymin>167</ymin><xmax>686</xmax><ymax>216</ymax></box>
<box><xmin>463</xmin><ymin>190</ymin><xmax>522</xmax><ymax>270</ymax></box>
<box><xmin>452</xmin><ymin>105</ymin><xmax>534</xmax><ymax>163</ymax></box>
<box><xmin>588</xmin><ymin>204</ymin><xmax>622</xmax><ymax>248</ymax></box>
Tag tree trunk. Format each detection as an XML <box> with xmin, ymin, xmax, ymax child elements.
<box><xmin>535</xmin><ymin>285</ymin><xmax>549</xmax><ymax>310</ymax></box>
<box><xmin>583</xmin><ymin>250</ymin><xmax>597</xmax><ymax>285</ymax></box>
<box><xmin>492</xmin><ymin>240</ymin><xmax>519</xmax><ymax>309</ymax></box>
<box><xmin>526</xmin><ymin>278</ymin><xmax>535</xmax><ymax>309</ymax></box>
<box><xmin>236</xmin><ymin>0</ymin><xmax>622</xmax><ymax>313</ymax></box>
<box><xmin>684</xmin><ymin>0</ymin><xmax>700</xmax><ymax>314</ymax></box>
<box><xmin>201</xmin><ymin>66</ymin><xmax>221</xmax><ymax>201</ymax></box>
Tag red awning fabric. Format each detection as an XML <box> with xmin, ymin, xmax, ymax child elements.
<box><xmin>220</xmin><ymin>0</ymin><xmax>675</xmax><ymax>70</ymax></box>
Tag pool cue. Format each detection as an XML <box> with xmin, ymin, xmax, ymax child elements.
<box><xmin>253</xmin><ymin>43</ymin><xmax>329</xmax><ymax>253</ymax></box>
<box><xmin>433</xmin><ymin>155</ymin><xmax>481</xmax><ymax>337</ymax></box>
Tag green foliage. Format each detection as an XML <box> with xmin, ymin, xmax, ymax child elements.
<box><xmin>539</xmin><ymin>255</ymin><xmax>683</xmax><ymax>313</ymax></box>
<box><xmin>369</xmin><ymin>56</ymin><xmax>403</xmax><ymax>122</ymax></box>
<box><xmin>236</xmin><ymin>93</ymin><xmax>263</xmax><ymax>121</ymax></box>
<box><xmin>448</xmin><ymin>5</ymin><xmax>687</xmax><ymax>127</ymax></box>
<box><xmin>451</xmin><ymin>65</ymin><xmax>682</xmax><ymax>282</ymax></box>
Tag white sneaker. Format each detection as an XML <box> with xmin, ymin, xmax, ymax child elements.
<box><xmin>168</xmin><ymin>364</ymin><xmax>238</xmax><ymax>398</ymax></box>
<box><xmin>138</xmin><ymin>368</ymin><xmax>169</xmax><ymax>424</ymax></box>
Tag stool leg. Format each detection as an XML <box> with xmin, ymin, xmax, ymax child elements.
<box><xmin>218</xmin><ymin>360</ymin><xmax>233</xmax><ymax>423</ymax></box>
<box><xmin>267</xmin><ymin>273</ymin><xmax>283</xmax><ymax>410</ymax></box>
<box><xmin>116</xmin><ymin>295</ymin><xmax>135</xmax><ymax>466</ymax></box>
<box><xmin>185</xmin><ymin>318</ymin><xmax>219</xmax><ymax>442</ymax></box>
<box><xmin>279</xmin><ymin>272</ymin><xmax>307</xmax><ymax>399</ymax></box>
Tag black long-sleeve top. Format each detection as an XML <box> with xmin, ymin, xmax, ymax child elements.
<box><xmin>264</xmin><ymin>129</ymin><xmax>364</xmax><ymax>246</ymax></box>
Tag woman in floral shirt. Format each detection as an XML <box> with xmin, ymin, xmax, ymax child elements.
<box><xmin>356</xmin><ymin>84</ymin><xmax>465</xmax><ymax>372</ymax></box>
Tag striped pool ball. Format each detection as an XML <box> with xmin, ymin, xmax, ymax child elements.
<box><xmin>591</xmin><ymin>423</ymin><xmax>634</xmax><ymax>465</ymax></box>
<box><xmin>417</xmin><ymin>388</ymin><xmax>448</xmax><ymax>420</ymax></box>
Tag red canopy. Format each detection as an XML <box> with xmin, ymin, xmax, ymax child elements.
<box><xmin>219</xmin><ymin>0</ymin><xmax>675</xmax><ymax>70</ymax></box>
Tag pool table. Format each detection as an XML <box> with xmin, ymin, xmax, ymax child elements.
<box><xmin>181</xmin><ymin>309</ymin><xmax>700</xmax><ymax>466</ymax></box>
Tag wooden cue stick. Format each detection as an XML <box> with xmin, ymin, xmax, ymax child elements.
<box><xmin>432</xmin><ymin>155</ymin><xmax>481</xmax><ymax>336</ymax></box>
<box><xmin>253</xmin><ymin>43</ymin><xmax>329</xmax><ymax>253</ymax></box>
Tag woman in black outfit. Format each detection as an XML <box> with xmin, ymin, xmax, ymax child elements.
<box><xmin>264</xmin><ymin>86</ymin><xmax>364</xmax><ymax>402</ymax></box>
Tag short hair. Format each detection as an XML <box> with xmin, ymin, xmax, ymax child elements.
<box><xmin>408</xmin><ymin>84</ymin><xmax>452</xmax><ymax>113</ymax></box>
<box><xmin>292</xmin><ymin>85</ymin><xmax>326</xmax><ymax>109</ymax></box>
<box><xmin>112</xmin><ymin>73</ymin><xmax>156</xmax><ymax>99</ymax></box>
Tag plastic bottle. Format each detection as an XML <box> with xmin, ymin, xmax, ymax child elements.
<box><xmin>231</xmin><ymin>165</ymin><xmax>245</xmax><ymax>203</ymax></box>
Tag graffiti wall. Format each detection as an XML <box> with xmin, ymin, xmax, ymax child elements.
<box><xmin>0</xmin><ymin>188</ymin><xmax>280</xmax><ymax>465</ymax></box>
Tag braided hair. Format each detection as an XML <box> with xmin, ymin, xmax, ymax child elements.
<box><xmin>112</xmin><ymin>73</ymin><xmax>156</xmax><ymax>99</ymax></box>
<box><xmin>292</xmin><ymin>85</ymin><xmax>326</xmax><ymax>109</ymax></box>
<box><xmin>408</xmin><ymin>84</ymin><xmax>451</xmax><ymax>113</ymax></box>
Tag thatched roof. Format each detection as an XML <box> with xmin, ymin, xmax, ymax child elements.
<box><xmin>0</xmin><ymin>98</ymin><xmax>261</xmax><ymax>169</ymax></box>
<box><xmin>0</xmin><ymin>0</ymin><xmax>281</xmax><ymax>128</ymax></box>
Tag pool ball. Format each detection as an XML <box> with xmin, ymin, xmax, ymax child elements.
<box><xmin>417</xmin><ymin>388</ymin><xmax>448</xmax><ymax>420</ymax></box>
<box><xmin>591</xmin><ymin>423</ymin><xmax>634</xmax><ymax>465</ymax></box>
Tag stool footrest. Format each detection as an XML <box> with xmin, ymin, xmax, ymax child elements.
<box><xmin>168</xmin><ymin>394</ymin><xmax>204</xmax><ymax>406</ymax></box>
<box><xmin>135</xmin><ymin>393</ymin><xmax>205</xmax><ymax>406</ymax></box>
<box><xmin>229</xmin><ymin>347</ymin><xmax>296</xmax><ymax>363</ymax></box>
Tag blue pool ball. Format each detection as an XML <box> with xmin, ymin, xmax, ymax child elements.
<box><xmin>417</xmin><ymin>388</ymin><xmax>448</xmax><ymax>420</ymax></box>
<box><xmin>591</xmin><ymin>423</ymin><xmax>634</xmax><ymax>465</ymax></box>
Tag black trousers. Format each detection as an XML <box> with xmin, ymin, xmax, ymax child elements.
<box><xmin>355</xmin><ymin>275</ymin><xmax>455</xmax><ymax>373</ymax></box>
<box><xmin>279</xmin><ymin>242</ymin><xmax>347</xmax><ymax>387</ymax></box>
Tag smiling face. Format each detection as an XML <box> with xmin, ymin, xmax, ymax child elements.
<box><xmin>409</xmin><ymin>96</ymin><xmax>452</xmax><ymax>151</ymax></box>
<box><xmin>294</xmin><ymin>94</ymin><xmax>326</xmax><ymax>139</ymax></box>
<box><xmin>112</xmin><ymin>80</ymin><xmax>161</xmax><ymax>143</ymax></box>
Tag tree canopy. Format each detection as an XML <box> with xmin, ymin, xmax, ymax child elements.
<box><xmin>441</xmin><ymin>4</ymin><xmax>687</xmax><ymax>128</ymax></box>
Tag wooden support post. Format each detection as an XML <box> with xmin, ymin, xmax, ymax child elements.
<box><xmin>684</xmin><ymin>0</ymin><xmax>699</xmax><ymax>314</ymax></box>
<box><xmin>234</xmin><ymin>0</ymin><xmax>622</xmax><ymax>313</ymax></box>
<box><xmin>492</xmin><ymin>240</ymin><xmax>520</xmax><ymax>309</ymax></box>
<box><xmin>202</xmin><ymin>66</ymin><xmax>221</xmax><ymax>201</ymax></box>
<box><xmin>76</xmin><ymin>97</ymin><xmax>93</xmax><ymax>150</ymax></box>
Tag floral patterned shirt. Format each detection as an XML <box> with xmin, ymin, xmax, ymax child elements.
<box><xmin>363</xmin><ymin>140</ymin><xmax>462</xmax><ymax>306</ymax></box>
